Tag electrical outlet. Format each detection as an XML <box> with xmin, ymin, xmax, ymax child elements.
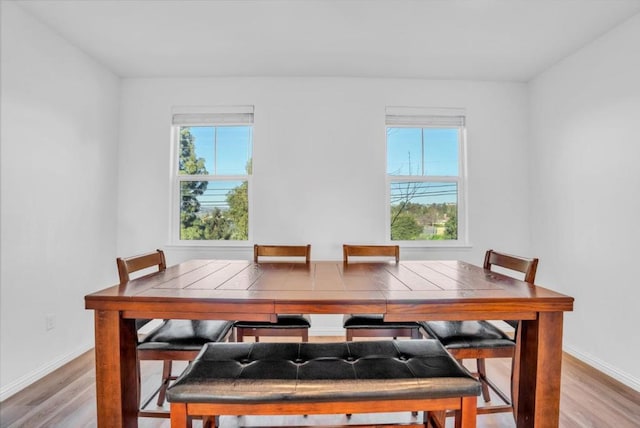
<box><xmin>45</xmin><ymin>314</ymin><xmax>55</xmax><ymax>331</ymax></box>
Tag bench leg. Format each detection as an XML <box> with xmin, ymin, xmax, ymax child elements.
<box><xmin>455</xmin><ymin>396</ymin><xmax>477</xmax><ymax>428</ymax></box>
<box><xmin>170</xmin><ymin>403</ymin><xmax>189</xmax><ymax>428</ymax></box>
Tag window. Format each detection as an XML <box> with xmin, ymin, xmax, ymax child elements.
<box><xmin>386</xmin><ymin>107</ymin><xmax>466</xmax><ymax>243</ymax></box>
<box><xmin>171</xmin><ymin>106</ymin><xmax>253</xmax><ymax>242</ymax></box>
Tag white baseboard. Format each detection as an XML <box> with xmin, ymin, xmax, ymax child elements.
<box><xmin>0</xmin><ymin>342</ymin><xmax>94</xmax><ymax>402</ymax></box>
<box><xmin>564</xmin><ymin>345</ymin><xmax>640</xmax><ymax>392</ymax></box>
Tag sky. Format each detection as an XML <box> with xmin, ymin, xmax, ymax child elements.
<box><xmin>387</xmin><ymin>127</ymin><xmax>459</xmax><ymax>205</ymax></box>
<box><xmin>181</xmin><ymin>125</ymin><xmax>459</xmax><ymax>209</ymax></box>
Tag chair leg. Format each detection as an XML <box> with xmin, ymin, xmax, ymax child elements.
<box><xmin>136</xmin><ymin>356</ymin><xmax>142</xmax><ymax>409</ymax></box>
<box><xmin>476</xmin><ymin>358</ymin><xmax>491</xmax><ymax>402</ymax></box>
<box><xmin>427</xmin><ymin>410</ymin><xmax>446</xmax><ymax>428</ymax></box>
<box><xmin>157</xmin><ymin>360</ymin><xmax>172</xmax><ymax>406</ymax></box>
<box><xmin>302</xmin><ymin>330</ymin><xmax>309</xmax><ymax>342</ymax></box>
<box><xmin>202</xmin><ymin>415</ymin><xmax>217</xmax><ymax>428</ymax></box>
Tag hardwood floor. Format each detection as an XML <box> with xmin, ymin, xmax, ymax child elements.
<box><xmin>1</xmin><ymin>337</ymin><xmax>639</xmax><ymax>428</ymax></box>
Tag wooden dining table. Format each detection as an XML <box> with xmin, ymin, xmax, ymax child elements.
<box><xmin>85</xmin><ymin>259</ymin><xmax>574</xmax><ymax>428</ymax></box>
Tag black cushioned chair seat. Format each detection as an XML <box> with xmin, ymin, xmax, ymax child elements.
<box><xmin>138</xmin><ymin>320</ymin><xmax>234</xmax><ymax>351</ymax></box>
<box><xmin>167</xmin><ymin>339</ymin><xmax>480</xmax><ymax>404</ymax></box>
<box><xmin>421</xmin><ymin>320</ymin><xmax>515</xmax><ymax>350</ymax></box>
<box><xmin>343</xmin><ymin>314</ymin><xmax>422</xmax><ymax>330</ymax></box>
<box><xmin>234</xmin><ymin>314</ymin><xmax>311</xmax><ymax>329</ymax></box>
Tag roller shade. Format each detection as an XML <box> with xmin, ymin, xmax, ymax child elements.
<box><xmin>172</xmin><ymin>105</ymin><xmax>254</xmax><ymax>126</ymax></box>
<box><xmin>386</xmin><ymin>106</ymin><xmax>465</xmax><ymax>127</ymax></box>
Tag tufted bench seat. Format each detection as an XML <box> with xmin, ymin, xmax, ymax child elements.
<box><xmin>166</xmin><ymin>339</ymin><xmax>480</xmax><ymax>428</ymax></box>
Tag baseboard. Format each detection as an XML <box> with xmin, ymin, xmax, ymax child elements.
<box><xmin>0</xmin><ymin>342</ymin><xmax>94</xmax><ymax>402</ymax></box>
<box><xmin>564</xmin><ymin>345</ymin><xmax>640</xmax><ymax>392</ymax></box>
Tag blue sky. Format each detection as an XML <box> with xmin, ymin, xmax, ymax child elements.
<box><xmin>182</xmin><ymin>125</ymin><xmax>458</xmax><ymax>208</ymax></box>
<box><xmin>387</xmin><ymin>127</ymin><xmax>458</xmax><ymax>176</ymax></box>
<box><xmin>387</xmin><ymin>127</ymin><xmax>459</xmax><ymax>205</ymax></box>
<box><xmin>189</xmin><ymin>126</ymin><xmax>252</xmax><ymax>175</ymax></box>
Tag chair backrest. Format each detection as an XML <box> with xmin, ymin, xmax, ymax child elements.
<box><xmin>116</xmin><ymin>249</ymin><xmax>167</xmax><ymax>285</ymax></box>
<box><xmin>254</xmin><ymin>244</ymin><xmax>311</xmax><ymax>263</ymax></box>
<box><xmin>483</xmin><ymin>249</ymin><xmax>538</xmax><ymax>284</ymax></box>
<box><xmin>343</xmin><ymin>245</ymin><xmax>400</xmax><ymax>263</ymax></box>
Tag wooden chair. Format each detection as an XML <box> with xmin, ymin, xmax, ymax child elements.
<box><xmin>117</xmin><ymin>249</ymin><xmax>234</xmax><ymax>418</ymax></box>
<box><xmin>342</xmin><ymin>244</ymin><xmax>422</xmax><ymax>341</ymax></box>
<box><xmin>421</xmin><ymin>249</ymin><xmax>539</xmax><ymax>417</ymax></box>
<box><xmin>234</xmin><ymin>245</ymin><xmax>312</xmax><ymax>342</ymax></box>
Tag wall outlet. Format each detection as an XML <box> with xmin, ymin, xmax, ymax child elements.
<box><xmin>45</xmin><ymin>314</ymin><xmax>55</xmax><ymax>331</ymax></box>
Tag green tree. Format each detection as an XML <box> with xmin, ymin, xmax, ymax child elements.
<box><xmin>390</xmin><ymin>214</ymin><xmax>423</xmax><ymax>240</ymax></box>
<box><xmin>444</xmin><ymin>209</ymin><xmax>458</xmax><ymax>240</ymax></box>
<box><xmin>226</xmin><ymin>182</ymin><xmax>248</xmax><ymax>240</ymax></box>
<box><xmin>224</xmin><ymin>159</ymin><xmax>251</xmax><ymax>240</ymax></box>
<box><xmin>179</xmin><ymin>127</ymin><xmax>208</xmax><ymax>237</ymax></box>
<box><xmin>201</xmin><ymin>208</ymin><xmax>232</xmax><ymax>240</ymax></box>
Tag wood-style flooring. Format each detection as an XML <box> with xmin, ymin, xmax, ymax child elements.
<box><xmin>1</xmin><ymin>337</ymin><xmax>639</xmax><ymax>428</ymax></box>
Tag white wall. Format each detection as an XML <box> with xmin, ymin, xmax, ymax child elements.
<box><xmin>118</xmin><ymin>77</ymin><xmax>532</xmax><ymax>333</ymax></box>
<box><xmin>0</xmin><ymin>2</ymin><xmax>121</xmax><ymax>400</ymax></box>
<box><xmin>529</xmin><ymin>14</ymin><xmax>640</xmax><ymax>389</ymax></box>
<box><xmin>119</xmin><ymin>78</ymin><xmax>532</xmax><ymax>262</ymax></box>
<box><xmin>12</xmin><ymin>0</ymin><xmax>636</xmax><ymax>400</ymax></box>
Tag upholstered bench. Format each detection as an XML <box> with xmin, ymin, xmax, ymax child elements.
<box><xmin>166</xmin><ymin>339</ymin><xmax>480</xmax><ymax>428</ymax></box>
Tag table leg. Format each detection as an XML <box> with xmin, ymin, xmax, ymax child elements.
<box><xmin>94</xmin><ymin>310</ymin><xmax>139</xmax><ymax>428</ymax></box>
<box><xmin>516</xmin><ymin>312</ymin><xmax>564</xmax><ymax>428</ymax></box>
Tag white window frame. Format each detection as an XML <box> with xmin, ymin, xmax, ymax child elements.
<box><xmin>169</xmin><ymin>106</ymin><xmax>254</xmax><ymax>246</ymax></box>
<box><xmin>385</xmin><ymin>107</ymin><xmax>469</xmax><ymax>247</ymax></box>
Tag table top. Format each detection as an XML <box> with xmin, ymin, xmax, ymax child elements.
<box><xmin>85</xmin><ymin>260</ymin><xmax>573</xmax><ymax>322</ymax></box>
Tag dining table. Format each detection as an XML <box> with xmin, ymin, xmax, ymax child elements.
<box><xmin>85</xmin><ymin>259</ymin><xmax>574</xmax><ymax>428</ymax></box>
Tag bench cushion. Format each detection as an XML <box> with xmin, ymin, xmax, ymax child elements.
<box><xmin>137</xmin><ymin>320</ymin><xmax>234</xmax><ymax>351</ymax></box>
<box><xmin>343</xmin><ymin>314</ymin><xmax>422</xmax><ymax>330</ymax></box>
<box><xmin>166</xmin><ymin>340</ymin><xmax>480</xmax><ymax>404</ymax></box>
<box><xmin>421</xmin><ymin>320</ymin><xmax>515</xmax><ymax>350</ymax></box>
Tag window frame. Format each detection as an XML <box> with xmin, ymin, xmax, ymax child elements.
<box><xmin>385</xmin><ymin>112</ymin><xmax>468</xmax><ymax>247</ymax></box>
<box><xmin>169</xmin><ymin>108</ymin><xmax>254</xmax><ymax>246</ymax></box>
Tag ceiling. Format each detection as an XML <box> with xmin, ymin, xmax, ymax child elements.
<box><xmin>12</xmin><ymin>0</ymin><xmax>640</xmax><ymax>82</ymax></box>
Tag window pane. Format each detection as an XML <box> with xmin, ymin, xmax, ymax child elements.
<box><xmin>387</xmin><ymin>127</ymin><xmax>459</xmax><ymax>177</ymax></box>
<box><xmin>424</xmin><ymin>128</ymin><xmax>459</xmax><ymax>176</ymax></box>
<box><xmin>387</xmin><ymin>128</ymin><xmax>423</xmax><ymax>176</ymax></box>
<box><xmin>389</xmin><ymin>181</ymin><xmax>457</xmax><ymax>241</ymax></box>
<box><xmin>216</xmin><ymin>126</ymin><xmax>252</xmax><ymax>175</ymax></box>
<box><xmin>180</xmin><ymin>180</ymin><xmax>248</xmax><ymax>240</ymax></box>
<box><xmin>178</xmin><ymin>126</ymin><xmax>213</xmax><ymax>175</ymax></box>
<box><xmin>178</xmin><ymin>126</ymin><xmax>252</xmax><ymax>176</ymax></box>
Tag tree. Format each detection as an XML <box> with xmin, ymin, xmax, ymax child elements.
<box><xmin>391</xmin><ymin>214</ymin><xmax>423</xmax><ymax>240</ymax></box>
<box><xmin>444</xmin><ymin>209</ymin><xmax>458</xmax><ymax>240</ymax></box>
<box><xmin>179</xmin><ymin>127</ymin><xmax>208</xmax><ymax>237</ymax></box>
<box><xmin>226</xmin><ymin>182</ymin><xmax>248</xmax><ymax>240</ymax></box>
<box><xmin>201</xmin><ymin>208</ymin><xmax>232</xmax><ymax>240</ymax></box>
